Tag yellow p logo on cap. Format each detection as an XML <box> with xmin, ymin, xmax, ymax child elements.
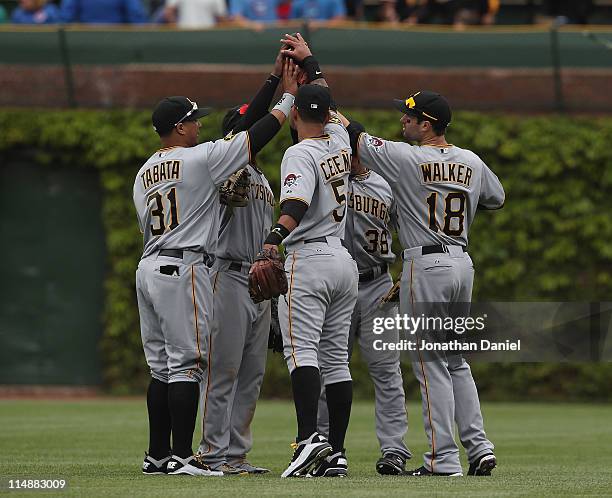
<box><xmin>406</xmin><ymin>97</ymin><xmax>416</xmax><ymax>109</ymax></box>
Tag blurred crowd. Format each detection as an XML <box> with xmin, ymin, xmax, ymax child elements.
<box><xmin>0</xmin><ymin>0</ymin><xmax>599</xmax><ymax>28</ymax></box>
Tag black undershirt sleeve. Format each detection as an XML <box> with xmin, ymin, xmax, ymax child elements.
<box><xmin>232</xmin><ymin>74</ymin><xmax>280</xmax><ymax>133</ymax></box>
<box><xmin>347</xmin><ymin>120</ymin><xmax>366</xmax><ymax>157</ymax></box>
<box><xmin>247</xmin><ymin>113</ymin><xmax>281</xmax><ymax>157</ymax></box>
<box><xmin>280</xmin><ymin>199</ymin><xmax>309</xmax><ymax>224</ymax></box>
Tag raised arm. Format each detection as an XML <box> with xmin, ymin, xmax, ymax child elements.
<box><xmin>281</xmin><ymin>33</ymin><xmax>328</xmax><ymax>88</ymax></box>
<box><xmin>230</xmin><ymin>49</ymin><xmax>285</xmax><ymax>134</ymax></box>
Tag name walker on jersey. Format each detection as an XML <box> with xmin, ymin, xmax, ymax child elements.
<box><xmin>420</xmin><ymin>162</ymin><xmax>473</xmax><ymax>187</ymax></box>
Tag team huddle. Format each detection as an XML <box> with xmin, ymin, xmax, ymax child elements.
<box><xmin>133</xmin><ymin>33</ymin><xmax>505</xmax><ymax>479</ymax></box>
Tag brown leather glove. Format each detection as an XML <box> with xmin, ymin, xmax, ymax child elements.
<box><xmin>219</xmin><ymin>167</ymin><xmax>251</xmax><ymax>207</ymax></box>
<box><xmin>248</xmin><ymin>247</ymin><xmax>288</xmax><ymax>303</ymax></box>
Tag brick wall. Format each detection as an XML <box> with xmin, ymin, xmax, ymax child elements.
<box><xmin>2</xmin><ymin>64</ymin><xmax>610</xmax><ymax>112</ymax></box>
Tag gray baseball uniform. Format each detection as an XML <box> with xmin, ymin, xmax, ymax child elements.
<box><xmin>277</xmin><ymin>119</ymin><xmax>358</xmax><ymax>386</ymax></box>
<box><xmin>318</xmin><ymin>170</ymin><xmax>411</xmax><ymax>460</ymax></box>
<box><xmin>198</xmin><ymin>164</ymin><xmax>275</xmax><ymax>466</ymax></box>
<box><xmin>133</xmin><ymin>133</ymin><xmax>250</xmax><ymax>384</ymax></box>
<box><xmin>357</xmin><ymin>133</ymin><xmax>504</xmax><ymax>474</ymax></box>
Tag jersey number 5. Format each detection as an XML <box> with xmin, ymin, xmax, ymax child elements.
<box><xmin>426</xmin><ymin>192</ymin><xmax>465</xmax><ymax>236</ymax></box>
<box><xmin>147</xmin><ymin>188</ymin><xmax>179</xmax><ymax>236</ymax></box>
<box><xmin>330</xmin><ymin>179</ymin><xmax>346</xmax><ymax>222</ymax></box>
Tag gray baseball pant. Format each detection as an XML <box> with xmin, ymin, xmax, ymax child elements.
<box><xmin>400</xmin><ymin>245</ymin><xmax>494</xmax><ymax>474</ymax></box>
<box><xmin>318</xmin><ymin>272</ymin><xmax>411</xmax><ymax>459</ymax></box>
<box><xmin>136</xmin><ymin>250</ymin><xmax>211</xmax><ymax>384</ymax></box>
<box><xmin>278</xmin><ymin>238</ymin><xmax>358</xmax><ymax>386</ymax></box>
<box><xmin>198</xmin><ymin>259</ymin><xmax>270</xmax><ymax>465</ymax></box>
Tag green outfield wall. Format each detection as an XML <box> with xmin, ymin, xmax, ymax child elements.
<box><xmin>1</xmin><ymin>25</ymin><xmax>611</xmax><ymax>67</ymax></box>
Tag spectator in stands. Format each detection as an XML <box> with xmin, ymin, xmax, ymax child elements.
<box><xmin>59</xmin><ymin>0</ymin><xmax>148</xmax><ymax>24</ymax></box>
<box><xmin>455</xmin><ymin>0</ymin><xmax>499</xmax><ymax>26</ymax></box>
<box><xmin>362</xmin><ymin>0</ymin><xmax>399</xmax><ymax>22</ymax></box>
<box><xmin>228</xmin><ymin>0</ymin><xmax>280</xmax><ymax>30</ymax></box>
<box><xmin>290</xmin><ymin>0</ymin><xmax>347</xmax><ymax>24</ymax></box>
<box><xmin>11</xmin><ymin>0</ymin><xmax>61</xmax><ymax>24</ymax></box>
<box><xmin>404</xmin><ymin>0</ymin><xmax>458</xmax><ymax>24</ymax></box>
<box><xmin>403</xmin><ymin>0</ymin><xmax>497</xmax><ymax>25</ymax></box>
<box><xmin>161</xmin><ymin>0</ymin><xmax>227</xmax><ymax>28</ymax></box>
<box><xmin>540</xmin><ymin>0</ymin><xmax>592</xmax><ymax>25</ymax></box>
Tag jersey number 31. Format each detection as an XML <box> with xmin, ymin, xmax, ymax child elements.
<box><xmin>147</xmin><ymin>188</ymin><xmax>180</xmax><ymax>236</ymax></box>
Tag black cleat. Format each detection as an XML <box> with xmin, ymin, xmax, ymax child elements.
<box><xmin>281</xmin><ymin>432</ymin><xmax>332</xmax><ymax>478</ymax></box>
<box><xmin>142</xmin><ymin>452</ymin><xmax>170</xmax><ymax>475</ymax></box>
<box><xmin>468</xmin><ymin>453</ymin><xmax>497</xmax><ymax>476</ymax></box>
<box><xmin>376</xmin><ymin>451</ymin><xmax>406</xmax><ymax>475</ymax></box>
<box><xmin>308</xmin><ymin>451</ymin><xmax>348</xmax><ymax>478</ymax></box>
<box><xmin>404</xmin><ymin>465</ymin><xmax>463</xmax><ymax>477</ymax></box>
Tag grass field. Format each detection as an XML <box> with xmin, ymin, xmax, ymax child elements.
<box><xmin>1</xmin><ymin>400</ymin><xmax>611</xmax><ymax>497</ymax></box>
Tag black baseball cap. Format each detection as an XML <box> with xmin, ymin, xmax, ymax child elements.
<box><xmin>393</xmin><ymin>91</ymin><xmax>451</xmax><ymax>127</ymax></box>
<box><xmin>295</xmin><ymin>84</ymin><xmax>331</xmax><ymax>122</ymax></box>
<box><xmin>222</xmin><ymin>103</ymin><xmax>249</xmax><ymax>136</ymax></box>
<box><xmin>152</xmin><ymin>96</ymin><xmax>211</xmax><ymax>136</ymax></box>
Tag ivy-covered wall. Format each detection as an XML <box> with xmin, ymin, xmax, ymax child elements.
<box><xmin>2</xmin><ymin>109</ymin><xmax>611</xmax><ymax>400</ymax></box>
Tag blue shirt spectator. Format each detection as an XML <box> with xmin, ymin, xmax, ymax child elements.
<box><xmin>290</xmin><ymin>0</ymin><xmax>346</xmax><ymax>20</ymax></box>
<box><xmin>12</xmin><ymin>0</ymin><xmax>60</xmax><ymax>24</ymax></box>
<box><xmin>229</xmin><ymin>0</ymin><xmax>279</xmax><ymax>22</ymax></box>
<box><xmin>60</xmin><ymin>0</ymin><xmax>148</xmax><ymax>24</ymax></box>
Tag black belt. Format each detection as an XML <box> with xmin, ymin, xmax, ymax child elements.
<box><xmin>229</xmin><ymin>261</ymin><xmax>242</xmax><ymax>272</ymax></box>
<box><xmin>159</xmin><ymin>249</ymin><xmax>215</xmax><ymax>267</ymax></box>
<box><xmin>359</xmin><ymin>263</ymin><xmax>388</xmax><ymax>283</ymax></box>
<box><xmin>305</xmin><ymin>236</ymin><xmax>328</xmax><ymax>244</ymax></box>
<box><xmin>421</xmin><ymin>244</ymin><xmax>467</xmax><ymax>255</ymax></box>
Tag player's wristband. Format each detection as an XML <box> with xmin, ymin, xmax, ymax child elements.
<box><xmin>265</xmin><ymin>223</ymin><xmax>290</xmax><ymax>246</ymax></box>
<box><xmin>301</xmin><ymin>56</ymin><xmax>323</xmax><ymax>82</ymax></box>
<box><xmin>272</xmin><ymin>93</ymin><xmax>295</xmax><ymax>118</ymax></box>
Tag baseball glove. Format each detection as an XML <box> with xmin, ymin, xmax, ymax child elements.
<box><xmin>268</xmin><ymin>297</ymin><xmax>284</xmax><ymax>353</ymax></box>
<box><xmin>219</xmin><ymin>167</ymin><xmax>251</xmax><ymax>207</ymax></box>
<box><xmin>380</xmin><ymin>274</ymin><xmax>401</xmax><ymax>306</ymax></box>
<box><xmin>248</xmin><ymin>247</ymin><xmax>288</xmax><ymax>303</ymax></box>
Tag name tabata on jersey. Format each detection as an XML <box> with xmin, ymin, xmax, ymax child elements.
<box><xmin>251</xmin><ymin>182</ymin><xmax>275</xmax><ymax>207</ymax></box>
<box><xmin>319</xmin><ymin>149</ymin><xmax>351</xmax><ymax>183</ymax></box>
<box><xmin>348</xmin><ymin>192</ymin><xmax>390</xmax><ymax>223</ymax></box>
<box><xmin>141</xmin><ymin>160</ymin><xmax>182</xmax><ymax>190</ymax></box>
<box><xmin>420</xmin><ymin>162</ymin><xmax>473</xmax><ymax>187</ymax></box>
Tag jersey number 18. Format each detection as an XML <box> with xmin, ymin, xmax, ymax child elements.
<box><xmin>426</xmin><ymin>192</ymin><xmax>465</xmax><ymax>236</ymax></box>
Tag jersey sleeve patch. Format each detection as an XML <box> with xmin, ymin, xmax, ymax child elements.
<box><xmin>366</xmin><ymin>136</ymin><xmax>385</xmax><ymax>150</ymax></box>
<box><xmin>282</xmin><ymin>173</ymin><xmax>302</xmax><ymax>194</ymax></box>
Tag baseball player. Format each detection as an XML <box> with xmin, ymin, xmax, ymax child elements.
<box><xmin>317</xmin><ymin>153</ymin><xmax>412</xmax><ymax>475</ymax></box>
<box><xmin>134</xmin><ymin>60</ymin><xmax>298</xmax><ymax>476</ymax></box>
<box><xmin>344</xmin><ymin>90</ymin><xmax>504</xmax><ymax>476</ymax></box>
<box><xmin>196</xmin><ymin>53</ymin><xmax>288</xmax><ymax>475</ymax></box>
<box><xmin>250</xmin><ymin>33</ymin><xmax>358</xmax><ymax>478</ymax></box>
